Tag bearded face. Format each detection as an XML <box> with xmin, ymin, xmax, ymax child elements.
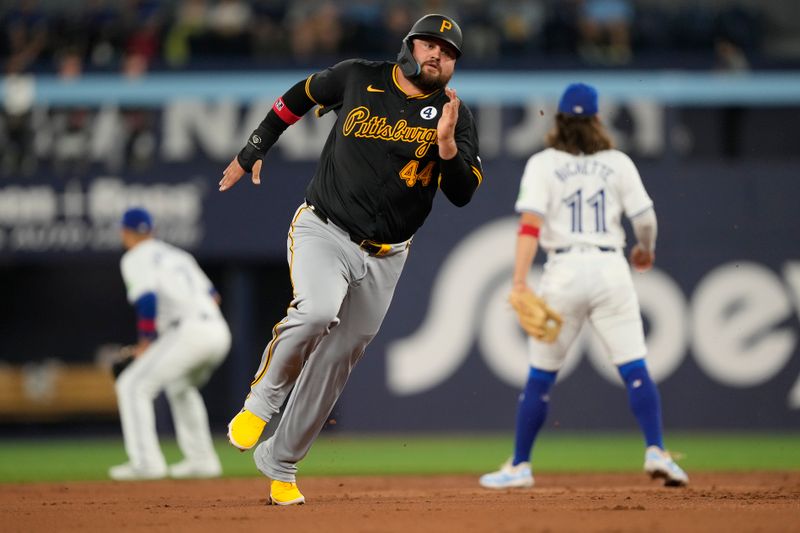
<box><xmin>413</xmin><ymin>61</ymin><xmax>453</xmax><ymax>92</ymax></box>
<box><xmin>409</xmin><ymin>37</ymin><xmax>456</xmax><ymax>92</ymax></box>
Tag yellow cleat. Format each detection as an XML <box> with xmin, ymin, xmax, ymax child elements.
<box><xmin>227</xmin><ymin>409</ymin><xmax>266</xmax><ymax>451</ymax></box>
<box><xmin>270</xmin><ymin>480</ymin><xmax>305</xmax><ymax>506</ymax></box>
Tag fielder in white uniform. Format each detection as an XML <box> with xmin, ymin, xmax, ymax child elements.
<box><xmin>480</xmin><ymin>83</ymin><xmax>688</xmax><ymax>489</ymax></box>
<box><xmin>109</xmin><ymin>207</ymin><xmax>231</xmax><ymax>481</ymax></box>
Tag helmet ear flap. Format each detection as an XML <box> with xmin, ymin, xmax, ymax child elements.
<box><xmin>396</xmin><ymin>38</ymin><xmax>421</xmax><ymax>78</ymax></box>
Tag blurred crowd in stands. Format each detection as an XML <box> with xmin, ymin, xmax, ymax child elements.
<box><xmin>0</xmin><ymin>0</ymin><xmax>780</xmax><ymax>76</ymax></box>
<box><xmin>0</xmin><ymin>0</ymin><xmax>792</xmax><ymax>177</ymax></box>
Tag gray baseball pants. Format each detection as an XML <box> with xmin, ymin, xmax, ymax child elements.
<box><xmin>245</xmin><ymin>203</ymin><xmax>409</xmax><ymax>481</ymax></box>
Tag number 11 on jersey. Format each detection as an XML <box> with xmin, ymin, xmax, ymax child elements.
<box><xmin>563</xmin><ymin>188</ymin><xmax>607</xmax><ymax>233</ymax></box>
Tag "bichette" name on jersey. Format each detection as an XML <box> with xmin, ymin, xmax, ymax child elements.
<box><xmin>342</xmin><ymin>106</ymin><xmax>438</xmax><ymax>158</ymax></box>
<box><xmin>554</xmin><ymin>160</ymin><xmax>614</xmax><ymax>182</ymax></box>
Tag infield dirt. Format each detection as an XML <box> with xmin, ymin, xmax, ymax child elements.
<box><xmin>3</xmin><ymin>472</ymin><xmax>799</xmax><ymax>532</ymax></box>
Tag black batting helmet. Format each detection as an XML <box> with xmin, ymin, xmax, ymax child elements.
<box><xmin>396</xmin><ymin>14</ymin><xmax>463</xmax><ymax>78</ymax></box>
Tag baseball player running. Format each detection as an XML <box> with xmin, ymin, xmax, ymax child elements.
<box><xmin>480</xmin><ymin>83</ymin><xmax>688</xmax><ymax>489</ymax></box>
<box><xmin>109</xmin><ymin>207</ymin><xmax>231</xmax><ymax>481</ymax></box>
<box><xmin>218</xmin><ymin>14</ymin><xmax>482</xmax><ymax>505</ymax></box>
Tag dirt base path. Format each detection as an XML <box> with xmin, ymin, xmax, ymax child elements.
<box><xmin>4</xmin><ymin>472</ymin><xmax>799</xmax><ymax>533</ymax></box>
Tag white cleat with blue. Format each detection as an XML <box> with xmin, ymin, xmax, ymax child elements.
<box><xmin>644</xmin><ymin>446</ymin><xmax>689</xmax><ymax>487</ymax></box>
<box><xmin>479</xmin><ymin>459</ymin><xmax>534</xmax><ymax>489</ymax></box>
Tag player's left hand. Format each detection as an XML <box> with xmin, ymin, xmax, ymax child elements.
<box><xmin>509</xmin><ymin>287</ymin><xmax>563</xmax><ymax>343</ymax></box>
<box><xmin>437</xmin><ymin>88</ymin><xmax>459</xmax><ymax>159</ymax></box>
<box><xmin>219</xmin><ymin>157</ymin><xmax>263</xmax><ymax>192</ymax></box>
<box><xmin>629</xmin><ymin>243</ymin><xmax>655</xmax><ymax>272</ymax></box>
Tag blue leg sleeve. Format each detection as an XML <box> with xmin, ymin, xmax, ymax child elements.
<box><xmin>513</xmin><ymin>368</ymin><xmax>557</xmax><ymax>466</ymax></box>
<box><xmin>618</xmin><ymin>359</ymin><xmax>664</xmax><ymax>449</ymax></box>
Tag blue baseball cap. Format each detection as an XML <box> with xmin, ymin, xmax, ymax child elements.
<box><xmin>558</xmin><ymin>83</ymin><xmax>598</xmax><ymax>116</ymax></box>
<box><xmin>121</xmin><ymin>207</ymin><xmax>153</xmax><ymax>233</ymax></box>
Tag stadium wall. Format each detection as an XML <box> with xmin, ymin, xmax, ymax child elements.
<box><xmin>1</xmin><ymin>71</ymin><xmax>798</xmax><ymax>431</ymax></box>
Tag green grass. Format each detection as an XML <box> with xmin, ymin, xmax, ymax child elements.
<box><xmin>0</xmin><ymin>432</ymin><xmax>798</xmax><ymax>483</ymax></box>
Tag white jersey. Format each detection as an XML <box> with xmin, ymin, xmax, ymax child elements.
<box><xmin>515</xmin><ymin>148</ymin><xmax>653</xmax><ymax>252</ymax></box>
<box><xmin>120</xmin><ymin>239</ymin><xmax>221</xmax><ymax>332</ymax></box>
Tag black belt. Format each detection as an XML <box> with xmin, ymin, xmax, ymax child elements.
<box><xmin>356</xmin><ymin>239</ymin><xmax>392</xmax><ymax>257</ymax></box>
<box><xmin>308</xmin><ymin>202</ymin><xmax>329</xmax><ymax>224</ymax></box>
<box><xmin>308</xmin><ymin>202</ymin><xmax>392</xmax><ymax>257</ymax></box>
<box><xmin>553</xmin><ymin>245</ymin><xmax>617</xmax><ymax>254</ymax></box>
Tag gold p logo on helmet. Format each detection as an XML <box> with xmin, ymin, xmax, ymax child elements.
<box><xmin>404</xmin><ymin>14</ymin><xmax>463</xmax><ymax>57</ymax></box>
<box><xmin>396</xmin><ymin>13</ymin><xmax>464</xmax><ymax>75</ymax></box>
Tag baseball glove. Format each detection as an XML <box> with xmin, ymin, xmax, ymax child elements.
<box><xmin>110</xmin><ymin>345</ymin><xmax>137</xmax><ymax>379</ymax></box>
<box><xmin>509</xmin><ymin>289</ymin><xmax>563</xmax><ymax>343</ymax></box>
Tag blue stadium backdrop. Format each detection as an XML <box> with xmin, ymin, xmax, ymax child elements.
<box><xmin>1</xmin><ymin>71</ymin><xmax>799</xmax><ymax>431</ymax></box>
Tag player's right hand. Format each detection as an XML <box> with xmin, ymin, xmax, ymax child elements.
<box><xmin>219</xmin><ymin>157</ymin><xmax>262</xmax><ymax>191</ymax></box>
<box><xmin>629</xmin><ymin>243</ymin><xmax>655</xmax><ymax>272</ymax></box>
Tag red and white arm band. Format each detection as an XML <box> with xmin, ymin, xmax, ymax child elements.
<box><xmin>518</xmin><ymin>224</ymin><xmax>540</xmax><ymax>238</ymax></box>
<box><xmin>273</xmin><ymin>97</ymin><xmax>302</xmax><ymax>125</ymax></box>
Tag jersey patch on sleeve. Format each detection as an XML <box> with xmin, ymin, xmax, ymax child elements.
<box><xmin>273</xmin><ymin>97</ymin><xmax>302</xmax><ymax>125</ymax></box>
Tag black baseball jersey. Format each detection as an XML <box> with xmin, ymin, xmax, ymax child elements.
<box><xmin>303</xmin><ymin>59</ymin><xmax>483</xmax><ymax>244</ymax></box>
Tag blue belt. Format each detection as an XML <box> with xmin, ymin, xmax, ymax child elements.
<box><xmin>553</xmin><ymin>246</ymin><xmax>618</xmax><ymax>254</ymax></box>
